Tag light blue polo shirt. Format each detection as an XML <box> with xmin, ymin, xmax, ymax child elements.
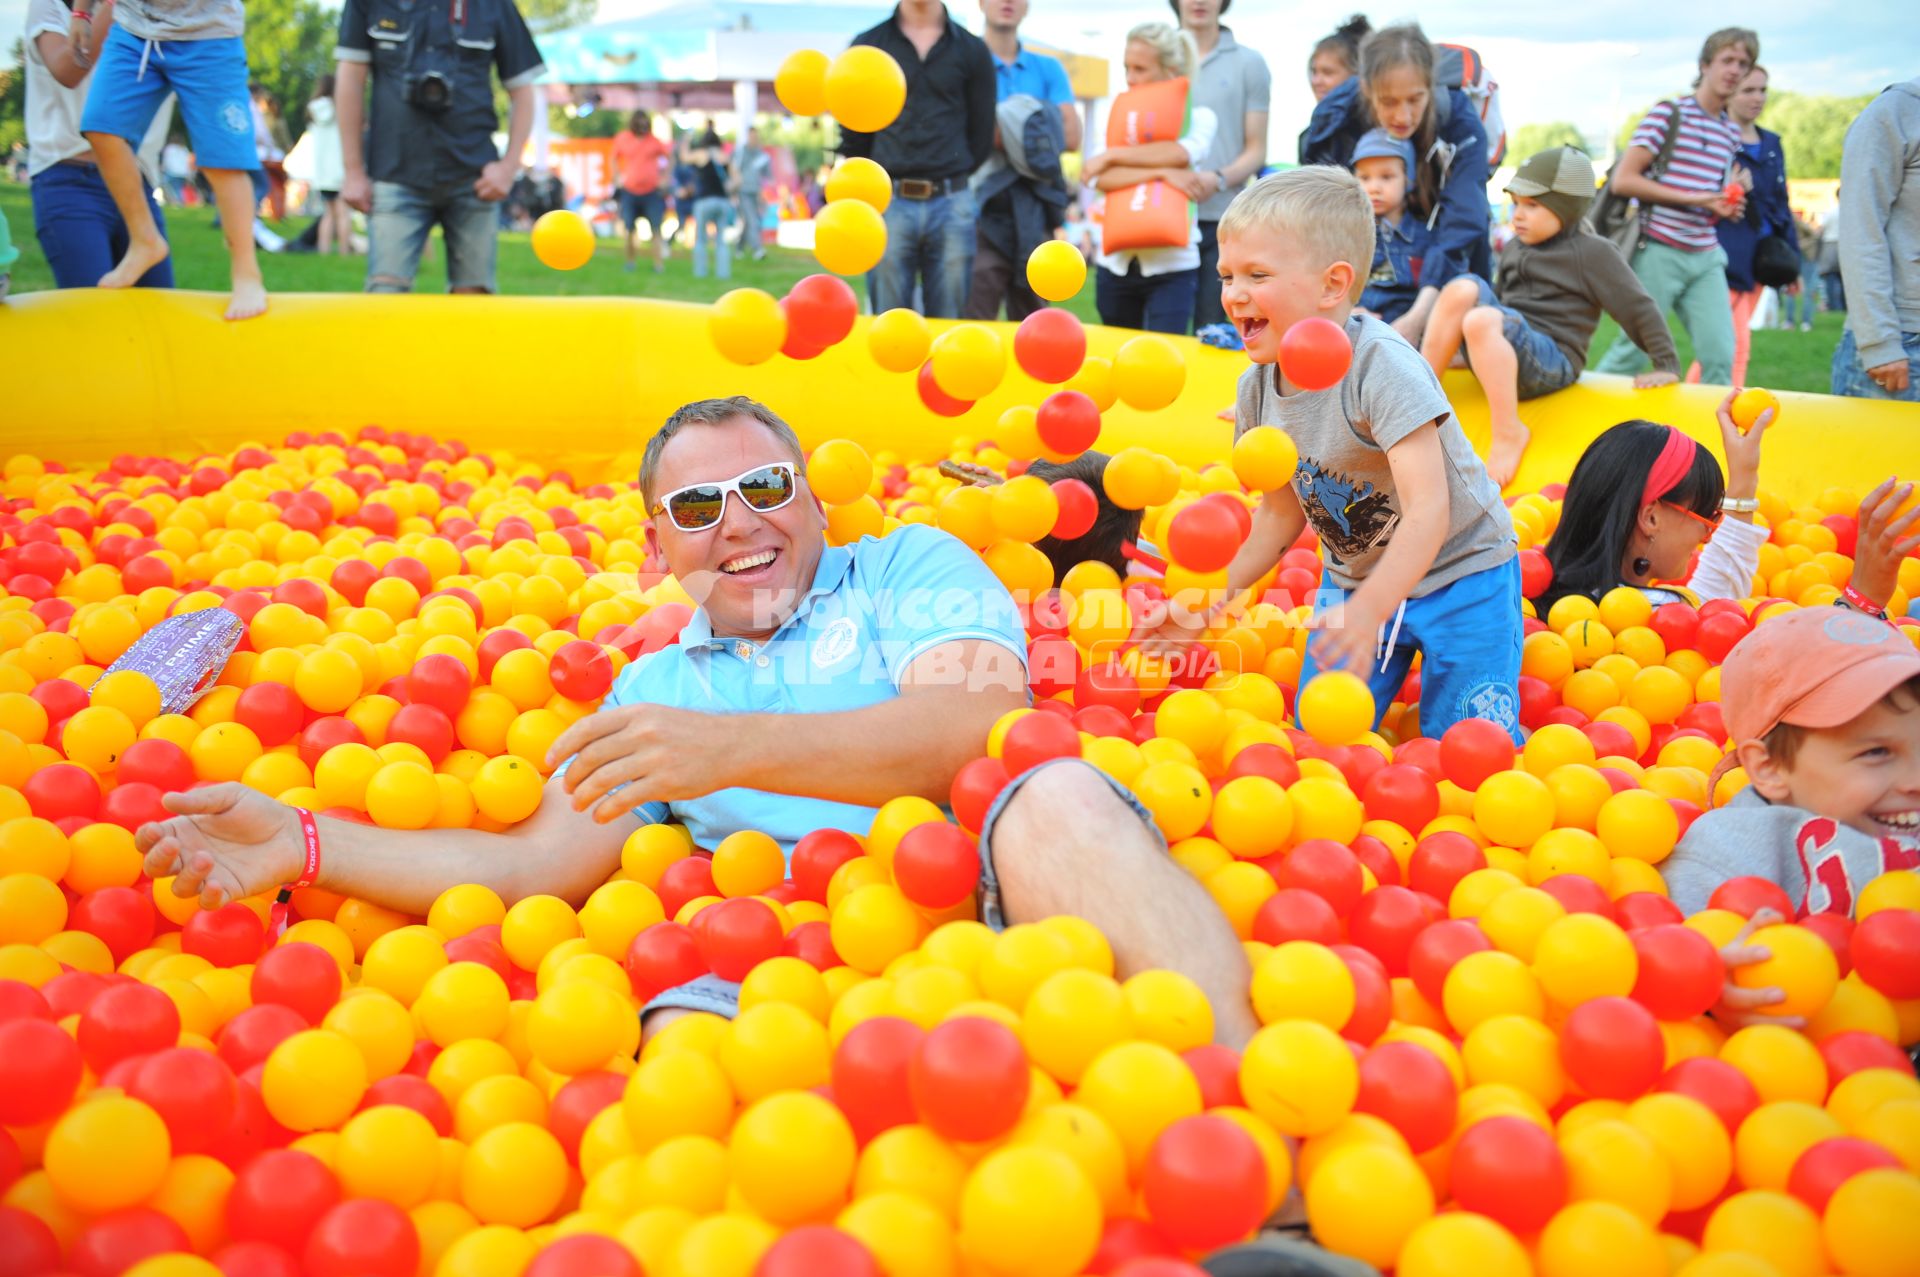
<box><xmin>994</xmin><ymin>43</ymin><xmax>1074</xmax><ymax>107</ymax></box>
<box><xmin>582</xmin><ymin>525</ymin><xmax>1028</xmax><ymax>857</ymax></box>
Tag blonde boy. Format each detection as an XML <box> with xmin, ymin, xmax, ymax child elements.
<box><xmin>1213</xmin><ymin>167</ymin><xmax>1521</xmax><ymax>739</ymax></box>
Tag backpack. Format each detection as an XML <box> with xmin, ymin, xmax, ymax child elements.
<box><xmin>1435</xmin><ymin>43</ymin><xmax>1505</xmax><ymax>167</ymax></box>
<box><xmin>1590</xmin><ymin>101</ymin><xmax>1682</xmax><ymax>255</ymax></box>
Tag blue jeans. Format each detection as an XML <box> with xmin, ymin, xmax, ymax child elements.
<box><xmin>692</xmin><ymin>195</ymin><xmax>733</xmax><ymax>280</ymax></box>
<box><xmin>1832</xmin><ymin>328</ymin><xmax>1920</xmax><ymax>402</ymax></box>
<box><xmin>31</xmin><ymin>163</ymin><xmax>174</xmax><ymax>290</ymax></box>
<box><xmin>1096</xmin><ymin>261</ymin><xmax>1199</xmax><ymax>335</ymax></box>
<box><xmin>1299</xmin><ymin>556</ymin><xmax>1524</xmax><ymax>742</ymax></box>
<box><xmin>870</xmin><ymin>188</ymin><xmax>975</xmax><ymax>318</ymax></box>
<box><xmin>1194</xmin><ymin>219</ymin><xmax>1226</xmax><ymax>329</ymax></box>
<box><xmin>366</xmin><ymin>179</ymin><xmax>499</xmax><ymax>293</ymax></box>
<box><xmin>1790</xmin><ymin>257</ymin><xmax>1820</xmax><ymax>325</ymax></box>
<box><xmin>1463</xmin><ymin>274</ymin><xmax>1579</xmax><ymax>399</ymax></box>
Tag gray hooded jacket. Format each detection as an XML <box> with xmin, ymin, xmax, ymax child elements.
<box><xmin>1838</xmin><ymin>78</ymin><xmax>1920</xmax><ymax>369</ymax></box>
<box><xmin>1661</xmin><ymin>787</ymin><xmax>1920</xmax><ymax>917</ymax></box>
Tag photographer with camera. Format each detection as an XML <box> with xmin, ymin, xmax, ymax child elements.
<box><xmin>333</xmin><ymin>0</ymin><xmax>546</xmax><ymax>293</ymax></box>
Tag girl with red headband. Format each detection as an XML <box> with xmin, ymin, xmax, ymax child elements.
<box><xmin>1534</xmin><ymin>391</ymin><xmax>1772</xmax><ymax>614</ymax></box>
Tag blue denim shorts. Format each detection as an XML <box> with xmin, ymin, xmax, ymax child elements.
<box><xmin>643</xmin><ymin>760</ymin><xmax>1160</xmax><ymax>1021</ymax></box>
<box><xmin>618</xmin><ymin>189</ymin><xmax>667</xmax><ymax>230</ymax></box>
<box><xmin>1462</xmin><ymin>275</ymin><xmax>1580</xmax><ymax>400</ymax></box>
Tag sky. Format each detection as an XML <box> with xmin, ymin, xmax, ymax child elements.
<box><xmin>10</xmin><ymin>0</ymin><xmax>1912</xmax><ymax>154</ymax></box>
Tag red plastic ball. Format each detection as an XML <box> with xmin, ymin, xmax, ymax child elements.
<box><xmin>1708</xmin><ymin>875</ymin><xmax>1796</xmax><ymax>920</ymax></box>
<box><xmin>1050</xmin><ymin>478</ymin><xmax>1099</xmax><ymax>539</ymax></box>
<box><xmin>1408</xmin><ymin>917</ymin><xmax>1493</xmax><ymax>1007</ymax></box>
<box><xmin>1227</xmin><ymin>743</ymin><xmax>1301</xmax><ymax>788</ymax></box>
<box><xmin>1629</xmin><ymin>924</ymin><xmax>1724</xmax><ymax>1021</ymax></box>
<box><xmin>1013</xmin><ymin>307</ymin><xmax>1088</xmax><ymax>384</ymax></box>
<box><xmin>1657</xmin><ymin>1057</ymin><xmax>1761</xmax><ymax>1134</ymax></box>
<box><xmin>1450</xmin><ymin>1114</ymin><xmax>1568</xmax><ymax>1233</ymax></box>
<box><xmin>213</xmin><ymin>1241</ymin><xmax>304</xmax><ymax>1277</ymax></box>
<box><xmin>383</xmin><ymin>703</ymin><xmax>455</xmax><ymax>765</ymax></box>
<box><xmin>24</xmin><ymin>761</ymin><xmax>101</xmax><ymax>822</ymax></box>
<box><xmin>1538</xmin><ymin>874</ymin><xmax>1615</xmax><ymax>919</ymax></box>
<box><xmin>754</xmin><ymin>1227</ymin><xmax>881</xmax><ymax>1277</ymax></box>
<box><xmin>227</xmin><ymin>1149</ymin><xmax>341</xmax><ymax>1251</ymax></box>
<box><xmin>549</xmin><ymin>640</ymin><xmax>614</xmax><ymax>702</ymax></box>
<box><xmin>71</xmin><ymin>887</ymin><xmax>158</xmax><ymax>963</ymax></box>
<box><xmin>917</xmin><ymin>361</ymin><xmax>974</xmax><ymax>416</ymax></box>
<box><xmin>217</xmin><ymin>1004</ymin><xmax>309</xmax><ymax>1074</ymax></box>
<box><xmin>77</xmin><ymin>981</ymin><xmax>181</xmax><ymax>1074</ymax></box>
<box><xmin>1360</xmin><ymin>763</ymin><xmax>1439</xmax><ymax>832</ymax></box>
<box><xmin>1036</xmin><ymin>390</ymin><xmax>1101</xmax><ymax>457</ymax></box>
<box><xmin>547</xmin><ymin>1071</ymin><xmax>626</xmax><ymax>1167</ymax></box>
<box><xmin>1088</xmin><ymin>1219</ymin><xmax>1183</xmax><ymax>1276</ymax></box>
<box><xmin>1787</xmin><ymin>1137</ymin><xmax>1902</xmax><ymax>1213</ymax></box>
<box><xmin>0</xmin><ymin>1018</ymin><xmax>83</xmax><ymax>1126</ymax></box>
<box><xmin>297</xmin><ymin>717</ymin><xmax>367</xmax><ymax>770</ymax></box>
<box><xmin>1518</xmin><ymin>548</ymin><xmax>1554</xmax><ymax>599</ymax></box>
<box><xmin>782</xmin><ymin>920</ymin><xmax>842</xmax><ymax>971</ymax></box>
<box><xmin>1853</xmin><ymin>908</ymin><xmax>1920</xmax><ymax>999</ymax></box>
<box><xmin>1819</xmin><ymin>1029</ymin><xmax>1915</xmax><ymax>1084</ymax></box>
<box><xmin>1333</xmin><ymin>946</ymin><xmax>1392</xmax><ymax>1046</ymax></box>
<box><xmin>1166</xmin><ymin>501</ymin><xmax>1244</xmax><ymax>574</ymax></box>
<box><xmin>656</xmin><ymin>856</ymin><xmax>718</xmax><ymax>918</ymax></box>
<box><xmin>404</xmin><ymin>653</ymin><xmax>472</xmax><ymax>718</ymax></box>
<box><xmin>784</xmin><ymin>274</ymin><xmax>860</xmax><ymax>349</ymax></box>
<box><xmin>1250</xmin><ymin>887</ymin><xmax>1342</xmax><ymax>947</ymax></box>
<box><xmin>1277</xmin><ymin>317</ymin><xmax>1353</xmax><ymax>391</ymax></box>
<box><xmin>1614</xmin><ymin>892</ymin><xmax>1685</xmax><ymax>931</ymax></box>
<box><xmin>892</xmin><ymin>822</ymin><xmax>982</xmax><ymax>911</ymax></box>
<box><xmin>832</xmin><ymin>1016</ymin><xmax>924</xmax><ymax>1142</ymax></box>
<box><xmin>303</xmin><ymin>1198</ymin><xmax>417</xmax><ymax>1277</ymax></box>
<box><xmin>234</xmin><ymin>682</ymin><xmax>305</xmax><ymax>747</ymax></box>
<box><xmin>183</xmin><ymin>901</ymin><xmax>268</xmax><ymax>968</ymax></box>
<box><xmin>791</xmin><ymin>829</ymin><xmax>866</xmax><ymax>903</ymax></box>
<box><xmin>359</xmin><ymin>1074</ymin><xmax>454</xmax><ymax>1137</ymax></box>
<box><xmin>117</xmin><ymin>737</ymin><xmax>196</xmax><ymax>792</ymax></box>
<box><xmin>0</xmin><ymin>1206</ymin><xmax>63</xmax><ymax>1277</ymax></box>
<box><xmin>1408</xmin><ymin>831</ymin><xmax>1487</xmax><ymax>904</ymax></box>
<box><xmin>72</xmin><ymin>1209</ymin><xmax>192</xmax><ymax>1277</ymax></box>
<box><xmin>693</xmin><ymin>898</ymin><xmax>784</xmax><ymax>983</ymax></box>
<box><xmin>1182</xmin><ymin>1044</ymin><xmax>1245</xmax><ymax>1109</ymax></box>
<box><xmin>250</xmin><ymin>941</ymin><xmax>343</xmax><ymax>1025</ymax></box>
<box><xmin>1695</xmin><ymin>611</ymin><xmax>1752</xmax><ymax>663</ymax></box>
<box><xmin>1273</xmin><ymin>839</ymin><xmax>1364</xmax><ymax>919</ymax></box>
<box><xmin>1355</xmin><ymin>1040</ymin><xmax>1458</xmax><ymax>1153</ymax></box>
<box><xmin>1140</xmin><ymin>1115</ymin><xmax>1269</xmax><ymax>1250</ymax></box>
<box><xmin>1560</xmin><ymin>996</ymin><xmax>1664</xmax><ymax>1101</ymax></box>
<box><xmin>1438</xmin><ymin>718</ymin><xmax>1515</xmax><ymax>790</ymax></box>
<box><xmin>476</xmin><ymin>629</ymin><xmax>534</xmax><ymax>682</ymax></box>
<box><xmin>624</xmin><ymin>922</ymin><xmax>708</xmax><ymax>1001</ymax></box>
<box><xmin>130</xmin><ymin>1047</ymin><xmax>238</xmax><ymax>1155</ymax></box>
<box><xmin>909</xmin><ymin>1016</ymin><xmax>1030</xmax><ymax>1143</ymax></box>
<box><xmin>1001</xmin><ymin>711</ymin><xmax>1083</xmax><ymax>776</ymax></box>
<box><xmin>1347</xmin><ymin>885</ymin><xmax>1429</xmax><ymax>977</ymax></box>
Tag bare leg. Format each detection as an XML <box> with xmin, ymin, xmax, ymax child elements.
<box><xmin>989</xmin><ymin>762</ymin><xmax>1260</xmax><ymax>1049</ymax></box>
<box><xmin>318</xmin><ymin>200</ymin><xmax>336</xmax><ymax>255</ymax></box>
<box><xmin>652</xmin><ymin>219</ymin><xmax>667</xmax><ymax>272</ymax></box>
<box><xmin>1462</xmin><ymin>306</ymin><xmax>1529</xmax><ymax>488</ymax></box>
<box><xmin>623</xmin><ymin>218</ymin><xmax>637</xmax><ymax>270</ymax></box>
<box><xmin>86</xmin><ymin>133</ymin><xmax>169</xmax><ymax>288</ymax></box>
<box><xmin>202</xmin><ymin>170</ymin><xmax>267</xmax><ymax>320</ymax></box>
<box><xmin>1420</xmin><ymin>276</ymin><xmax>1480</xmax><ymax>379</ymax></box>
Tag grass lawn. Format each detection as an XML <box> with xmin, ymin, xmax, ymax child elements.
<box><xmin>3</xmin><ymin>180</ymin><xmax>1839</xmax><ymax>391</ymax></box>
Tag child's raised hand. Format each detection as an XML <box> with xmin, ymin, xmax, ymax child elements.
<box><xmin>1715</xmin><ymin>388</ymin><xmax>1770</xmax><ymax>490</ymax></box>
<box><xmin>936</xmin><ymin>460</ymin><xmax>1003</xmax><ymax>488</ymax></box>
<box><xmin>1711</xmin><ymin>907</ymin><xmax>1808</xmax><ymax>1031</ymax></box>
<box><xmin>1850</xmin><ymin>478</ymin><xmax>1920</xmax><ymax>612</ymax></box>
<box><xmin>1634</xmin><ymin>370</ymin><xmax>1679</xmax><ymax>389</ymax></box>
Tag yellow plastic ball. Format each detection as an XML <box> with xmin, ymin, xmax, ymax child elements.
<box><xmin>824</xmin><ymin>45</ymin><xmax>908</xmax><ymax>133</ymax></box>
<box><xmin>530</xmin><ymin>210</ymin><xmax>594</xmax><ymax>271</ymax></box>
<box><xmin>708</xmin><ymin>288</ymin><xmax>788</xmax><ymax>366</ymax></box>
<box><xmin>814</xmin><ymin>199</ymin><xmax>889</xmax><ymax>276</ymax></box>
<box><xmin>1027</xmin><ymin>240</ymin><xmax>1088</xmax><ymax>303</ymax></box>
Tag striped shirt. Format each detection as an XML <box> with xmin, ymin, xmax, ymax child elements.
<box><xmin>1632</xmin><ymin>96</ymin><xmax>1742</xmax><ymax>252</ymax></box>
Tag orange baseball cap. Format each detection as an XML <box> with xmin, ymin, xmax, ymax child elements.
<box><xmin>1721</xmin><ymin>607</ymin><xmax>1920</xmax><ymax>747</ymax></box>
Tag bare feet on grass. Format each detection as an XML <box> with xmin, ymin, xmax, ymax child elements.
<box><xmin>225</xmin><ymin>271</ymin><xmax>268</xmax><ymax>322</ymax></box>
<box><xmin>98</xmin><ymin>237</ymin><xmax>169</xmax><ymax>289</ymax></box>
<box><xmin>1486</xmin><ymin>417</ymin><xmax>1531</xmax><ymax>490</ymax></box>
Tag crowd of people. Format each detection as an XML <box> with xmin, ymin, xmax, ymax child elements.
<box><xmin>0</xmin><ymin>0</ymin><xmax>1914</xmax><ymax>406</ymax></box>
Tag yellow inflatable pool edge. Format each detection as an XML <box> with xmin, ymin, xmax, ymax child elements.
<box><xmin>3</xmin><ymin>289</ymin><xmax>1917</xmax><ymax>506</ymax></box>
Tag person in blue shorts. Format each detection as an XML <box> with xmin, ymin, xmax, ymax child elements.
<box><xmin>71</xmin><ymin>0</ymin><xmax>266</xmax><ymax>319</ymax></box>
<box><xmin>134</xmin><ymin>397</ymin><xmax>1266</xmax><ymax>1051</ymax></box>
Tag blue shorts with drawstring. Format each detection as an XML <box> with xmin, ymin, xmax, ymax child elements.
<box><xmin>1299</xmin><ymin>556</ymin><xmax>1523</xmax><ymax>743</ymax></box>
<box><xmin>80</xmin><ymin>28</ymin><xmax>258</xmax><ymax>172</ymax></box>
<box><xmin>1460</xmin><ymin>274</ymin><xmax>1579</xmax><ymax>400</ymax></box>
<box><xmin>642</xmin><ymin>760</ymin><xmax>1160</xmax><ymax>1021</ymax></box>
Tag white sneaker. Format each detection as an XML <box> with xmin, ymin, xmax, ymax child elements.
<box><xmin>1801</xmin><ymin>322</ymin><xmax>1813</xmax><ymax>332</ymax></box>
<box><xmin>253</xmin><ymin>222</ymin><xmax>287</xmax><ymax>254</ymax></box>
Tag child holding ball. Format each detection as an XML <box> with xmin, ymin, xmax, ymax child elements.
<box><xmin>1147</xmin><ymin>167</ymin><xmax>1522</xmax><ymax>741</ymax></box>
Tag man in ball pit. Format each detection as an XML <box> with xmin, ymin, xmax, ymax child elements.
<box><xmin>136</xmin><ymin>396</ymin><xmax>1266</xmax><ymax>1047</ymax></box>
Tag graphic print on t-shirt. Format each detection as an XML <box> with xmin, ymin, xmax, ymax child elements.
<box><xmin>1293</xmin><ymin>455</ymin><xmax>1399</xmax><ymax>562</ymax></box>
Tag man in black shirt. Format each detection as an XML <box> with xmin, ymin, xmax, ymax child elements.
<box><xmin>334</xmin><ymin>0</ymin><xmax>546</xmax><ymax>294</ymax></box>
<box><xmin>839</xmin><ymin>1</ymin><xmax>996</xmax><ymax>318</ymax></box>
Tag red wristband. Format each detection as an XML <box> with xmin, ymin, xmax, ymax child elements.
<box><xmin>1842</xmin><ymin>585</ymin><xmax>1888</xmax><ymax>619</ymax></box>
<box><xmin>72</xmin><ymin>9</ymin><xmax>90</xmax><ymax>19</ymax></box>
<box><xmin>269</xmin><ymin>808</ymin><xmax>322</xmax><ymax>934</ymax></box>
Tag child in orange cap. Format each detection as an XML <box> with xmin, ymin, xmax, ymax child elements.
<box><xmin>1663</xmin><ymin>606</ymin><xmax>1920</xmax><ymax>922</ymax></box>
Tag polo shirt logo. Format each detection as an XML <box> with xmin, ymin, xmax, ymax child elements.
<box><xmin>813</xmin><ymin>617</ymin><xmax>861</xmax><ymax>671</ymax></box>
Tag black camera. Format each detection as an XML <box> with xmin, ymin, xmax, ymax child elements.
<box><xmin>407</xmin><ymin>71</ymin><xmax>453</xmax><ymax>114</ymax></box>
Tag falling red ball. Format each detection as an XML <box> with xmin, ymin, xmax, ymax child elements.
<box><xmin>1036</xmin><ymin>390</ymin><xmax>1101</xmax><ymax>458</ymax></box>
<box><xmin>1277</xmin><ymin>317</ymin><xmax>1352</xmax><ymax>391</ymax></box>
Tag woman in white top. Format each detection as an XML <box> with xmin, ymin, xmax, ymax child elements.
<box><xmin>304</xmin><ymin>73</ymin><xmax>350</xmax><ymax>256</ymax></box>
<box><xmin>1085</xmin><ymin>23</ymin><xmax>1217</xmax><ymax>335</ymax></box>
<box><xmin>23</xmin><ymin>0</ymin><xmax>174</xmax><ymax>289</ymax></box>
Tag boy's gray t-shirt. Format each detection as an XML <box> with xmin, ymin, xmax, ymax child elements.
<box><xmin>1661</xmin><ymin>787</ymin><xmax>1919</xmax><ymax>917</ymax></box>
<box><xmin>1234</xmin><ymin>313</ymin><xmax>1515</xmax><ymax>596</ymax></box>
<box><xmin>115</xmin><ymin>0</ymin><xmax>245</xmax><ymax>41</ymax></box>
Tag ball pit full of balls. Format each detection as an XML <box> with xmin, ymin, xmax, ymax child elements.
<box><xmin>0</xmin><ymin>415</ymin><xmax>1918</xmax><ymax>1277</ymax></box>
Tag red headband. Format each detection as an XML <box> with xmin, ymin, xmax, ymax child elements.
<box><xmin>1641</xmin><ymin>427</ymin><xmax>1700</xmax><ymax>509</ymax></box>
